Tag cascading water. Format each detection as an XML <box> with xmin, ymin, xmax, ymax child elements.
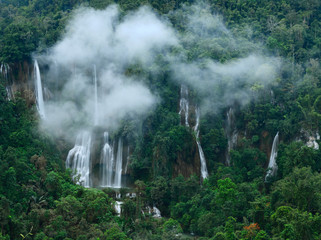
<box><xmin>147</xmin><ymin>206</ymin><xmax>162</xmax><ymax>218</ymax></box>
<box><xmin>194</xmin><ymin>107</ymin><xmax>209</xmax><ymax>180</ymax></box>
<box><xmin>179</xmin><ymin>85</ymin><xmax>189</xmax><ymax>126</ymax></box>
<box><xmin>306</xmin><ymin>137</ymin><xmax>318</xmax><ymax>149</ymax></box>
<box><xmin>65</xmin><ymin>67</ymin><xmax>127</xmax><ymax>189</ymax></box>
<box><xmin>5</xmin><ymin>86</ymin><xmax>13</xmax><ymax>101</ymax></box>
<box><xmin>270</xmin><ymin>89</ymin><xmax>275</xmax><ymax>104</ymax></box>
<box><xmin>306</xmin><ymin>131</ymin><xmax>320</xmax><ymax>150</ymax></box>
<box><xmin>265</xmin><ymin>132</ymin><xmax>279</xmax><ymax>181</ymax></box>
<box><xmin>225</xmin><ymin>108</ymin><xmax>238</xmax><ymax>166</ymax></box>
<box><xmin>306</xmin><ymin>137</ymin><xmax>319</xmax><ymax>150</ymax></box>
<box><xmin>34</xmin><ymin>60</ymin><xmax>46</xmax><ymax>118</ymax></box>
<box><xmin>1</xmin><ymin>63</ymin><xmax>13</xmax><ymax>100</ymax></box>
<box><xmin>178</xmin><ymin>84</ymin><xmax>209</xmax><ymax>179</ymax></box>
<box><xmin>66</xmin><ymin>132</ymin><xmax>92</xmax><ymax>187</ymax></box>
<box><xmin>93</xmin><ymin>65</ymin><xmax>99</xmax><ymax>126</ymax></box>
<box><xmin>115</xmin><ymin>201</ymin><xmax>122</xmax><ymax>216</ymax></box>
<box><xmin>100</xmin><ymin>133</ymin><xmax>124</xmax><ymax>188</ymax></box>
<box><xmin>101</xmin><ymin>132</ymin><xmax>115</xmax><ymax>187</ymax></box>
<box><xmin>124</xmin><ymin>146</ymin><xmax>130</xmax><ymax>174</ymax></box>
<box><xmin>0</xmin><ymin>63</ymin><xmax>9</xmax><ymax>80</ymax></box>
<box><xmin>114</xmin><ymin>138</ymin><xmax>123</xmax><ymax>188</ymax></box>
<box><xmin>152</xmin><ymin>206</ymin><xmax>161</xmax><ymax>218</ymax></box>
<box><xmin>44</xmin><ymin>87</ymin><xmax>53</xmax><ymax>101</ymax></box>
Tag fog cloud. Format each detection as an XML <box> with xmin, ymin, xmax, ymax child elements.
<box><xmin>40</xmin><ymin>5</ymin><xmax>177</xmax><ymax>140</ymax></box>
<box><xmin>173</xmin><ymin>55</ymin><xmax>279</xmax><ymax>113</ymax></box>
<box><xmin>169</xmin><ymin>2</ymin><xmax>280</xmax><ymax>113</ymax></box>
<box><xmin>38</xmin><ymin>2</ymin><xmax>280</xmax><ymax>140</ymax></box>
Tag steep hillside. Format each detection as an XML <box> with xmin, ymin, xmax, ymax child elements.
<box><xmin>1</xmin><ymin>0</ymin><xmax>321</xmax><ymax>239</ymax></box>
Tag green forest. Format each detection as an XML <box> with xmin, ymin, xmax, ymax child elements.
<box><xmin>1</xmin><ymin>0</ymin><xmax>321</xmax><ymax>239</ymax></box>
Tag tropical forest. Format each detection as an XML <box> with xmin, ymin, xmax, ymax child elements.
<box><xmin>1</xmin><ymin>0</ymin><xmax>321</xmax><ymax>239</ymax></box>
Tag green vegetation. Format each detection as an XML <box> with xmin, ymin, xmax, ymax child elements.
<box><xmin>1</xmin><ymin>0</ymin><xmax>321</xmax><ymax>239</ymax></box>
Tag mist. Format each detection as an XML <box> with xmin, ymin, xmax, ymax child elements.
<box><xmin>38</xmin><ymin>2</ymin><xmax>280</xmax><ymax>140</ymax></box>
<box><xmin>172</xmin><ymin>54</ymin><xmax>279</xmax><ymax>113</ymax></box>
<box><xmin>39</xmin><ymin>4</ymin><xmax>177</xmax><ymax>140</ymax></box>
<box><xmin>168</xmin><ymin>2</ymin><xmax>280</xmax><ymax>114</ymax></box>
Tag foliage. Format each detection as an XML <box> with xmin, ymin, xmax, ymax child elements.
<box><xmin>2</xmin><ymin>0</ymin><xmax>321</xmax><ymax>239</ymax></box>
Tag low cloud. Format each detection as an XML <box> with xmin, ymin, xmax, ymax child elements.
<box><xmin>39</xmin><ymin>5</ymin><xmax>176</xmax><ymax>140</ymax></box>
<box><xmin>37</xmin><ymin>2</ymin><xmax>280</xmax><ymax>140</ymax></box>
<box><xmin>169</xmin><ymin>2</ymin><xmax>280</xmax><ymax>114</ymax></box>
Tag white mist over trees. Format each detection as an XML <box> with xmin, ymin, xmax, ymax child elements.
<box><xmin>39</xmin><ymin>5</ymin><xmax>177</xmax><ymax>139</ymax></box>
<box><xmin>38</xmin><ymin>2</ymin><xmax>280</xmax><ymax>141</ymax></box>
<box><xmin>169</xmin><ymin>3</ymin><xmax>280</xmax><ymax>114</ymax></box>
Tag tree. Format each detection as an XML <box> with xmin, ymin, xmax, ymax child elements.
<box><xmin>277</xmin><ymin>142</ymin><xmax>321</xmax><ymax>178</ymax></box>
<box><xmin>104</xmin><ymin>225</ymin><xmax>131</xmax><ymax>240</ymax></box>
<box><xmin>272</xmin><ymin>167</ymin><xmax>321</xmax><ymax>212</ymax></box>
<box><xmin>0</xmin><ymin>22</ymin><xmax>39</xmax><ymax>62</ymax></box>
<box><xmin>215</xmin><ymin>178</ymin><xmax>237</xmax><ymax>206</ymax></box>
<box><xmin>162</xmin><ymin>218</ymin><xmax>183</xmax><ymax>234</ymax></box>
<box><xmin>149</xmin><ymin>176</ymin><xmax>170</xmax><ymax>215</ymax></box>
<box><xmin>271</xmin><ymin>206</ymin><xmax>321</xmax><ymax>239</ymax></box>
<box><xmin>122</xmin><ymin>199</ymin><xmax>136</xmax><ymax>221</ymax></box>
<box><xmin>134</xmin><ymin>180</ymin><xmax>146</xmax><ymax>219</ymax></box>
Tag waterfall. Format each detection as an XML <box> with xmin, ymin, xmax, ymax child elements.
<box><xmin>93</xmin><ymin>65</ymin><xmax>99</xmax><ymax>126</ymax></box>
<box><xmin>115</xmin><ymin>201</ymin><xmax>122</xmax><ymax>216</ymax></box>
<box><xmin>178</xmin><ymin>85</ymin><xmax>208</xmax><ymax>179</ymax></box>
<box><xmin>152</xmin><ymin>206</ymin><xmax>161</xmax><ymax>218</ymax></box>
<box><xmin>179</xmin><ymin>85</ymin><xmax>189</xmax><ymax>126</ymax></box>
<box><xmin>126</xmin><ymin>192</ymin><xmax>136</xmax><ymax>198</ymax></box>
<box><xmin>265</xmin><ymin>132</ymin><xmax>279</xmax><ymax>181</ymax></box>
<box><xmin>100</xmin><ymin>133</ymin><xmax>124</xmax><ymax>188</ymax></box>
<box><xmin>225</xmin><ymin>108</ymin><xmax>238</xmax><ymax>166</ymax></box>
<box><xmin>34</xmin><ymin>60</ymin><xmax>46</xmax><ymax>118</ymax></box>
<box><xmin>44</xmin><ymin>87</ymin><xmax>53</xmax><ymax>101</ymax></box>
<box><xmin>5</xmin><ymin>86</ymin><xmax>13</xmax><ymax>101</ymax></box>
<box><xmin>101</xmin><ymin>132</ymin><xmax>115</xmax><ymax>187</ymax></box>
<box><xmin>307</xmin><ymin>136</ymin><xmax>319</xmax><ymax>150</ymax></box>
<box><xmin>66</xmin><ymin>132</ymin><xmax>92</xmax><ymax>187</ymax></box>
<box><xmin>114</xmin><ymin>138</ymin><xmax>123</xmax><ymax>188</ymax></box>
<box><xmin>194</xmin><ymin>107</ymin><xmax>209</xmax><ymax>180</ymax></box>
<box><xmin>1</xmin><ymin>63</ymin><xmax>12</xmax><ymax>100</ymax></box>
<box><xmin>0</xmin><ymin>63</ymin><xmax>9</xmax><ymax>80</ymax></box>
<box><xmin>270</xmin><ymin>89</ymin><xmax>275</xmax><ymax>104</ymax></box>
<box><xmin>124</xmin><ymin>146</ymin><xmax>130</xmax><ymax>174</ymax></box>
<box><xmin>65</xmin><ymin>131</ymin><xmax>126</xmax><ymax>189</ymax></box>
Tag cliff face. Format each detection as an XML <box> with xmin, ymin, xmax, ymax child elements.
<box><xmin>90</xmin><ymin>130</ymin><xmax>132</xmax><ymax>187</ymax></box>
<box><xmin>260</xmin><ymin>130</ymin><xmax>273</xmax><ymax>167</ymax></box>
<box><xmin>151</xmin><ymin>131</ymin><xmax>201</xmax><ymax>181</ymax></box>
<box><xmin>4</xmin><ymin>61</ymin><xmax>136</xmax><ymax>187</ymax></box>
<box><xmin>2</xmin><ymin>61</ymin><xmax>286</xmax><ymax>184</ymax></box>
<box><xmin>2</xmin><ymin>61</ymin><xmax>35</xmax><ymax>106</ymax></box>
<box><xmin>173</xmin><ymin>138</ymin><xmax>201</xmax><ymax>179</ymax></box>
<box><xmin>173</xmin><ymin>91</ymin><xmax>203</xmax><ymax>180</ymax></box>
